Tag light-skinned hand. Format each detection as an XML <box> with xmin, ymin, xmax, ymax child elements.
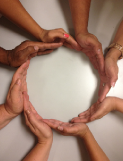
<box><xmin>76</xmin><ymin>32</ymin><xmax>105</xmax><ymax>75</ymax></box>
<box><xmin>7</xmin><ymin>40</ymin><xmax>63</xmax><ymax>67</ymax></box>
<box><xmin>23</xmin><ymin>92</ymin><xmax>53</xmax><ymax>144</ymax></box>
<box><xmin>43</xmin><ymin>119</ymin><xmax>88</xmax><ymax>138</ymax></box>
<box><xmin>4</xmin><ymin>60</ymin><xmax>30</xmax><ymax>117</ymax></box>
<box><xmin>41</xmin><ymin>28</ymin><xmax>81</xmax><ymax>51</ymax></box>
<box><xmin>71</xmin><ymin>97</ymin><xmax>116</xmax><ymax>123</ymax></box>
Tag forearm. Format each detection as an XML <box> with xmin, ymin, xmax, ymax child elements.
<box><xmin>0</xmin><ymin>0</ymin><xmax>43</xmax><ymax>40</ymax></box>
<box><xmin>0</xmin><ymin>104</ymin><xmax>14</xmax><ymax>129</ymax></box>
<box><xmin>23</xmin><ymin>141</ymin><xmax>52</xmax><ymax>161</ymax></box>
<box><xmin>114</xmin><ymin>97</ymin><xmax>123</xmax><ymax>113</ymax></box>
<box><xmin>106</xmin><ymin>21</ymin><xmax>123</xmax><ymax>60</ymax></box>
<box><xmin>0</xmin><ymin>47</ymin><xmax>9</xmax><ymax>65</ymax></box>
<box><xmin>80</xmin><ymin>129</ymin><xmax>109</xmax><ymax>161</ymax></box>
<box><xmin>68</xmin><ymin>0</ymin><xmax>91</xmax><ymax>36</ymax></box>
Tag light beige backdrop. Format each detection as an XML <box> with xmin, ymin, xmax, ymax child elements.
<box><xmin>0</xmin><ymin>0</ymin><xmax>123</xmax><ymax>161</ymax></box>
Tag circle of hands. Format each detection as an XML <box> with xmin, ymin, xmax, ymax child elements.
<box><xmin>4</xmin><ymin>29</ymin><xmax>119</xmax><ymax>142</ymax></box>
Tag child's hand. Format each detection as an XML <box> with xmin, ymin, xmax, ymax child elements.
<box><xmin>41</xmin><ymin>29</ymin><xmax>81</xmax><ymax>51</ymax></box>
<box><xmin>23</xmin><ymin>92</ymin><xmax>53</xmax><ymax>144</ymax></box>
<box><xmin>43</xmin><ymin>119</ymin><xmax>88</xmax><ymax>138</ymax></box>
<box><xmin>4</xmin><ymin>60</ymin><xmax>29</xmax><ymax>117</ymax></box>
<box><xmin>7</xmin><ymin>40</ymin><xmax>63</xmax><ymax>67</ymax></box>
<box><xmin>71</xmin><ymin>97</ymin><xmax>116</xmax><ymax>123</ymax></box>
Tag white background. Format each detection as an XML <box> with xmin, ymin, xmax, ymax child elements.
<box><xmin>0</xmin><ymin>0</ymin><xmax>123</xmax><ymax>160</ymax></box>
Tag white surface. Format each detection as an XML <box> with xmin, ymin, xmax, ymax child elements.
<box><xmin>0</xmin><ymin>0</ymin><xmax>123</xmax><ymax>160</ymax></box>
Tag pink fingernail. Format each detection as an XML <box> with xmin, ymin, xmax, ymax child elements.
<box><xmin>58</xmin><ymin>126</ymin><xmax>63</xmax><ymax>131</ymax></box>
<box><xmin>64</xmin><ymin>34</ymin><xmax>69</xmax><ymax>38</ymax></box>
<box><xmin>111</xmin><ymin>82</ymin><xmax>115</xmax><ymax>87</ymax></box>
<box><xmin>34</xmin><ymin>46</ymin><xmax>39</xmax><ymax>51</ymax></box>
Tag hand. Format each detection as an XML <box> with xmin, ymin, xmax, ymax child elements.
<box><xmin>41</xmin><ymin>28</ymin><xmax>81</xmax><ymax>51</ymax></box>
<box><xmin>23</xmin><ymin>92</ymin><xmax>53</xmax><ymax>144</ymax></box>
<box><xmin>71</xmin><ymin>97</ymin><xmax>116</xmax><ymax>123</ymax></box>
<box><xmin>43</xmin><ymin>119</ymin><xmax>88</xmax><ymax>138</ymax></box>
<box><xmin>4</xmin><ymin>60</ymin><xmax>29</xmax><ymax>117</ymax></box>
<box><xmin>7</xmin><ymin>40</ymin><xmax>63</xmax><ymax>67</ymax></box>
<box><xmin>98</xmin><ymin>48</ymin><xmax>119</xmax><ymax>102</ymax></box>
<box><xmin>76</xmin><ymin>32</ymin><xmax>104</xmax><ymax>74</ymax></box>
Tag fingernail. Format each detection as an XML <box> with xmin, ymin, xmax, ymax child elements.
<box><xmin>26</xmin><ymin>109</ymin><xmax>31</xmax><ymax>114</ymax></box>
<box><xmin>111</xmin><ymin>82</ymin><xmax>115</xmax><ymax>87</ymax></box>
<box><xmin>97</xmin><ymin>49</ymin><xmax>101</xmax><ymax>54</ymax></box>
<box><xmin>16</xmin><ymin>79</ymin><xmax>21</xmax><ymax>85</ymax></box>
<box><xmin>64</xmin><ymin>34</ymin><xmax>69</xmax><ymax>38</ymax></box>
<box><xmin>58</xmin><ymin>126</ymin><xmax>63</xmax><ymax>131</ymax></box>
<box><xmin>34</xmin><ymin>46</ymin><xmax>39</xmax><ymax>51</ymax></box>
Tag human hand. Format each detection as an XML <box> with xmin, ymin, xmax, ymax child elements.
<box><xmin>7</xmin><ymin>40</ymin><xmax>63</xmax><ymax>67</ymax></box>
<box><xmin>98</xmin><ymin>48</ymin><xmax>119</xmax><ymax>102</ymax></box>
<box><xmin>43</xmin><ymin>119</ymin><xmax>88</xmax><ymax>138</ymax></box>
<box><xmin>76</xmin><ymin>32</ymin><xmax>104</xmax><ymax>74</ymax></box>
<box><xmin>4</xmin><ymin>60</ymin><xmax>29</xmax><ymax>118</ymax></box>
<box><xmin>71</xmin><ymin>97</ymin><xmax>116</xmax><ymax>123</ymax></box>
<box><xmin>23</xmin><ymin>92</ymin><xmax>53</xmax><ymax>144</ymax></box>
<box><xmin>41</xmin><ymin>28</ymin><xmax>81</xmax><ymax>51</ymax></box>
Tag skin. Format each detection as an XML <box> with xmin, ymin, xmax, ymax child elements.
<box><xmin>43</xmin><ymin>119</ymin><xmax>109</xmax><ymax>161</ymax></box>
<box><xmin>71</xmin><ymin>97</ymin><xmax>123</xmax><ymax>123</ymax></box>
<box><xmin>23</xmin><ymin>92</ymin><xmax>53</xmax><ymax>161</ymax></box>
<box><xmin>0</xmin><ymin>40</ymin><xmax>63</xmax><ymax>67</ymax></box>
<box><xmin>0</xmin><ymin>60</ymin><xmax>29</xmax><ymax>129</ymax></box>
<box><xmin>0</xmin><ymin>0</ymin><xmax>81</xmax><ymax>51</ymax></box>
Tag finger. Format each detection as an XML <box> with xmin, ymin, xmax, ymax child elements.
<box><xmin>23</xmin><ymin>91</ymin><xmax>30</xmax><ymax>111</ymax></box>
<box><xmin>20</xmin><ymin>46</ymin><xmax>39</xmax><ymax>60</ymax></box>
<box><xmin>89</xmin><ymin>57</ymin><xmax>98</xmax><ymax>70</ymax></box>
<box><xmin>43</xmin><ymin>119</ymin><xmax>62</xmax><ymax>129</ymax></box>
<box><xmin>96</xmin><ymin>49</ymin><xmax>105</xmax><ymax>74</ymax></box>
<box><xmin>10</xmin><ymin>60</ymin><xmax>30</xmax><ymax>89</ymax></box>
<box><xmin>10</xmin><ymin>78</ymin><xmax>22</xmax><ymax>101</ymax></box>
<box><xmin>37</xmin><ymin>49</ymin><xmax>54</xmax><ymax>56</ymax></box>
<box><xmin>65</xmin><ymin>35</ymin><xmax>82</xmax><ymax>51</ymax></box>
<box><xmin>63</xmin><ymin>42</ymin><xmax>74</xmax><ymax>49</ymax></box>
<box><xmin>39</xmin><ymin>42</ymin><xmax>63</xmax><ymax>51</ymax></box>
<box><xmin>98</xmin><ymin>83</ymin><xmax>111</xmax><ymax>102</ymax></box>
<box><xmin>71</xmin><ymin>117</ymin><xmax>89</xmax><ymax>123</ymax></box>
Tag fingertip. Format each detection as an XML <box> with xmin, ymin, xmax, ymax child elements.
<box><xmin>26</xmin><ymin>109</ymin><xmax>31</xmax><ymax>115</ymax></box>
<box><xmin>34</xmin><ymin>46</ymin><xmax>39</xmax><ymax>51</ymax></box>
<box><xmin>64</xmin><ymin>34</ymin><xmax>69</xmax><ymax>38</ymax></box>
<box><xmin>16</xmin><ymin>79</ymin><xmax>21</xmax><ymax>85</ymax></box>
<box><xmin>58</xmin><ymin>126</ymin><xmax>63</xmax><ymax>131</ymax></box>
<box><xmin>111</xmin><ymin>82</ymin><xmax>116</xmax><ymax>87</ymax></box>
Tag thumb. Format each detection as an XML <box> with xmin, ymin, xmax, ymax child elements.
<box><xmin>109</xmin><ymin>66</ymin><xmax>118</xmax><ymax>87</ymax></box>
<box><xmin>20</xmin><ymin>46</ymin><xmax>39</xmax><ymax>59</ymax></box>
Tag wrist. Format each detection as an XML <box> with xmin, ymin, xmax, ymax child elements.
<box><xmin>38</xmin><ymin>137</ymin><xmax>53</xmax><ymax>147</ymax></box>
<box><xmin>79</xmin><ymin>125</ymin><xmax>90</xmax><ymax>139</ymax></box>
<box><xmin>75</xmin><ymin>31</ymin><xmax>89</xmax><ymax>40</ymax></box>
<box><xmin>106</xmin><ymin>48</ymin><xmax>121</xmax><ymax>61</ymax></box>
<box><xmin>35</xmin><ymin>28</ymin><xmax>45</xmax><ymax>41</ymax></box>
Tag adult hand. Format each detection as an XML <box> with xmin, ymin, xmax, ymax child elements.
<box><xmin>43</xmin><ymin>119</ymin><xmax>88</xmax><ymax>138</ymax></box>
<box><xmin>98</xmin><ymin>48</ymin><xmax>119</xmax><ymax>102</ymax></box>
<box><xmin>76</xmin><ymin>32</ymin><xmax>105</xmax><ymax>74</ymax></box>
<box><xmin>4</xmin><ymin>60</ymin><xmax>29</xmax><ymax>117</ymax></box>
<box><xmin>7</xmin><ymin>40</ymin><xmax>63</xmax><ymax>67</ymax></box>
<box><xmin>41</xmin><ymin>28</ymin><xmax>81</xmax><ymax>51</ymax></box>
<box><xmin>71</xmin><ymin>97</ymin><xmax>116</xmax><ymax>123</ymax></box>
<box><xmin>23</xmin><ymin>92</ymin><xmax>53</xmax><ymax>144</ymax></box>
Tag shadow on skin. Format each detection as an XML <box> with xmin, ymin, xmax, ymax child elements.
<box><xmin>0</xmin><ymin>17</ymin><xmax>36</xmax><ymax>41</ymax></box>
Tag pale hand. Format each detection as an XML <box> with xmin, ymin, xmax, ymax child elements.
<box><xmin>41</xmin><ymin>28</ymin><xmax>81</xmax><ymax>51</ymax></box>
<box><xmin>4</xmin><ymin>60</ymin><xmax>29</xmax><ymax>117</ymax></box>
<box><xmin>23</xmin><ymin>92</ymin><xmax>53</xmax><ymax>144</ymax></box>
<box><xmin>71</xmin><ymin>97</ymin><xmax>116</xmax><ymax>123</ymax></box>
<box><xmin>7</xmin><ymin>40</ymin><xmax>63</xmax><ymax>67</ymax></box>
<box><xmin>43</xmin><ymin>119</ymin><xmax>88</xmax><ymax>138</ymax></box>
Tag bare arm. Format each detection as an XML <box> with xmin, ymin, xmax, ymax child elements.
<box><xmin>82</xmin><ymin>128</ymin><xmax>109</xmax><ymax>161</ymax></box>
<box><xmin>0</xmin><ymin>0</ymin><xmax>43</xmax><ymax>40</ymax></box>
<box><xmin>68</xmin><ymin>0</ymin><xmax>91</xmax><ymax>36</ymax></box>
